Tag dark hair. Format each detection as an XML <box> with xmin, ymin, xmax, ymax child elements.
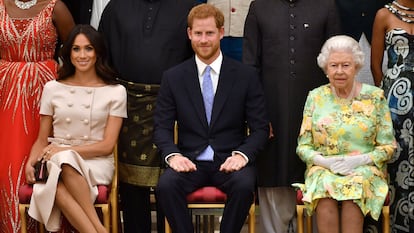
<box><xmin>58</xmin><ymin>24</ymin><xmax>118</xmax><ymax>84</ymax></box>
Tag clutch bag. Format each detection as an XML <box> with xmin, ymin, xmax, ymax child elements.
<box><xmin>34</xmin><ymin>158</ymin><xmax>48</xmax><ymax>182</ymax></box>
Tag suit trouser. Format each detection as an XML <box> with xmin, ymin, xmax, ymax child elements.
<box><xmin>258</xmin><ymin>187</ymin><xmax>297</xmax><ymax>233</ymax></box>
<box><xmin>156</xmin><ymin>160</ymin><xmax>255</xmax><ymax>233</ymax></box>
<box><xmin>120</xmin><ymin>183</ymin><xmax>152</xmax><ymax>233</ymax></box>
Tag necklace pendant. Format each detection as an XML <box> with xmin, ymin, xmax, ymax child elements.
<box><xmin>15</xmin><ymin>0</ymin><xmax>37</xmax><ymax>10</ymax></box>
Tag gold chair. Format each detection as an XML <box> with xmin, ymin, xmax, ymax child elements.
<box><xmin>164</xmin><ymin>186</ymin><xmax>256</xmax><ymax>233</ymax></box>
<box><xmin>164</xmin><ymin>122</ymin><xmax>256</xmax><ymax>233</ymax></box>
<box><xmin>18</xmin><ymin>146</ymin><xmax>119</xmax><ymax>233</ymax></box>
<box><xmin>296</xmin><ymin>189</ymin><xmax>390</xmax><ymax>233</ymax></box>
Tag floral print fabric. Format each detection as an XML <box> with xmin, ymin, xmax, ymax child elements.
<box><xmin>295</xmin><ymin>84</ymin><xmax>396</xmax><ymax>220</ymax></box>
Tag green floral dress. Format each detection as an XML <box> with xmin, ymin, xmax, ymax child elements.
<box><xmin>294</xmin><ymin>84</ymin><xmax>396</xmax><ymax>220</ymax></box>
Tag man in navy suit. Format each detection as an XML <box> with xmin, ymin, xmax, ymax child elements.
<box><xmin>154</xmin><ymin>3</ymin><xmax>268</xmax><ymax>233</ymax></box>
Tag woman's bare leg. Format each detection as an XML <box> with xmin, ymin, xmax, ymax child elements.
<box><xmin>341</xmin><ymin>200</ymin><xmax>363</xmax><ymax>233</ymax></box>
<box><xmin>55</xmin><ymin>182</ymin><xmax>98</xmax><ymax>233</ymax></box>
<box><xmin>58</xmin><ymin>165</ymin><xmax>107</xmax><ymax>233</ymax></box>
<box><xmin>316</xmin><ymin>198</ymin><xmax>339</xmax><ymax>233</ymax></box>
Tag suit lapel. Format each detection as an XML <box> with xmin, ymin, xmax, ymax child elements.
<box><xmin>184</xmin><ymin>60</ymin><xmax>209</xmax><ymax>127</ymax></box>
<box><xmin>210</xmin><ymin>57</ymin><xmax>236</xmax><ymax>127</ymax></box>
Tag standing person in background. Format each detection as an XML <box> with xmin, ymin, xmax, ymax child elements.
<box><xmin>243</xmin><ymin>0</ymin><xmax>341</xmax><ymax>232</ymax></box>
<box><xmin>336</xmin><ymin>0</ymin><xmax>389</xmax><ymax>85</ymax></box>
<box><xmin>0</xmin><ymin>0</ymin><xmax>74</xmax><ymax>232</ymax></box>
<box><xmin>62</xmin><ymin>0</ymin><xmax>92</xmax><ymax>24</ymax></box>
<box><xmin>371</xmin><ymin>1</ymin><xmax>414</xmax><ymax>232</ymax></box>
<box><xmin>201</xmin><ymin>0</ymin><xmax>253</xmax><ymax>61</ymax></box>
<box><xmin>62</xmin><ymin>0</ymin><xmax>109</xmax><ymax>29</ymax></box>
<box><xmin>90</xmin><ymin>0</ymin><xmax>110</xmax><ymax>29</ymax></box>
<box><xmin>99</xmin><ymin>0</ymin><xmax>197</xmax><ymax>232</ymax></box>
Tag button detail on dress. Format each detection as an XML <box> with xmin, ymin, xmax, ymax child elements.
<box><xmin>66</xmin><ymin>134</ymin><xmax>71</xmax><ymax>139</ymax></box>
<box><xmin>65</xmin><ymin>117</ymin><xmax>71</xmax><ymax>123</ymax></box>
<box><xmin>83</xmin><ymin>119</ymin><xmax>89</xmax><ymax>124</ymax></box>
<box><xmin>70</xmin><ymin>88</ymin><xmax>75</xmax><ymax>94</ymax></box>
<box><xmin>83</xmin><ymin>135</ymin><xmax>89</xmax><ymax>140</ymax></box>
<box><xmin>67</xmin><ymin>102</ymin><xmax>73</xmax><ymax>107</ymax></box>
<box><xmin>231</xmin><ymin>7</ymin><xmax>236</xmax><ymax>12</ymax></box>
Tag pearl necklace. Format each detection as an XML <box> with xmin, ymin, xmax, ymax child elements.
<box><xmin>331</xmin><ymin>81</ymin><xmax>356</xmax><ymax>101</ymax></box>
<box><xmin>15</xmin><ymin>0</ymin><xmax>37</xmax><ymax>10</ymax></box>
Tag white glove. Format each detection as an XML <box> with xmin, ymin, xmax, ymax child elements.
<box><xmin>330</xmin><ymin>154</ymin><xmax>372</xmax><ymax>175</ymax></box>
<box><xmin>312</xmin><ymin>154</ymin><xmax>343</xmax><ymax>169</ymax></box>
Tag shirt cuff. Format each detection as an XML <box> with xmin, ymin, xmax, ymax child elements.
<box><xmin>165</xmin><ymin>152</ymin><xmax>182</xmax><ymax>166</ymax></box>
<box><xmin>232</xmin><ymin>151</ymin><xmax>249</xmax><ymax>163</ymax></box>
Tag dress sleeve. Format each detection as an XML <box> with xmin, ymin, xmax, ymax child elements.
<box><xmin>369</xmin><ymin>89</ymin><xmax>397</xmax><ymax>168</ymax></box>
<box><xmin>109</xmin><ymin>85</ymin><xmax>127</xmax><ymax>118</ymax></box>
<box><xmin>39</xmin><ymin>81</ymin><xmax>54</xmax><ymax>116</ymax></box>
<box><xmin>296</xmin><ymin>90</ymin><xmax>321</xmax><ymax>165</ymax></box>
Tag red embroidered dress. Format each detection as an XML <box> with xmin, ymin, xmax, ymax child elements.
<box><xmin>0</xmin><ymin>0</ymin><xmax>58</xmax><ymax>232</ymax></box>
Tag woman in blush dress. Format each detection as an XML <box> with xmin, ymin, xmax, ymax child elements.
<box><xmin>25</xmin><ymin>24</ymin><xmax>127</xmax><ymax>233</ymax></box>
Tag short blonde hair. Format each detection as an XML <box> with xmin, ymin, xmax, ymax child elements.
<box><xmin>317</xmin><ymin>35</ymin><xmax>365</xmax><ymax>72</ymax></box>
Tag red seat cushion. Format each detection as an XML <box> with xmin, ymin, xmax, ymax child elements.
<box><xmin>95</xmin><ymin>185</ymin><xmax>110</xmax><ymax>204</ymax></box>
<box><xmin>186</xmin><ymin>186</ymin><xmax>227</xmax><ymax>203</ymax></box>
<box><xmin>296</xmin><ymin>189</ymin><xmax>304</xmax><ymax>204</ymax></box>
<box><xmin>18</xmin><ymin>184</ymin><xmax>110</xmax><ymax>204</ymax></box>
<box><xmin>18</xmin><ymin>184</ymin><xmax>34</xmax><ymax>204</ymax></box>
<box><xmin>384</xmin><ymin>192</ymin><xmax>390</xmax><ymax>206</ymax></box>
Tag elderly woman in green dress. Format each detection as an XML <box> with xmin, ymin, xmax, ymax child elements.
<box><xmin>294</xmin><ymin>35</ymin><xmax>396</xmax><ymax>233</ymax></box>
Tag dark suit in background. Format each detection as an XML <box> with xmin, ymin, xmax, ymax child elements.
<box><xmin>335</xmin><ymin>0</ymin><xmax>388</xmax><ymax>43</ymax></box>
<box><xmin>243</xmin><ymin>0</ymin><xmax>341</xmax><ymax>232</ymax></box>
<box><xmin>62</xmin><ymin>0</ymin><xmax>93</xmax><ymax>24</ymax></box>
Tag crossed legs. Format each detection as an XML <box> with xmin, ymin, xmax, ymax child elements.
<box><xmin>54</xmin><ymin>164</ymin><xmax>107</xmax><ymax>233</ymax></box>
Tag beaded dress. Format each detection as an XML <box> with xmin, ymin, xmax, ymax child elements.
<box><xmin>0</xmin><ymin>0</ymin><xmax>58</xmax><ymax>232</ymax></box>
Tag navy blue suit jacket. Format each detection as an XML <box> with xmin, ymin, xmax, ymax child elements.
<box><xmin>154</xmin><ymin>56</ymin><xmax>269</xmax><ymax>165</ymax></box>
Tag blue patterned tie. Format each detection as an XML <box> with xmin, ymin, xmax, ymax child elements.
<box><xmin>198</xmin><ymin>66</ymin><xmax>214</xmax><ymax>161</ymax></box>
<box><xmin>202</xmin><ymin>66</ymin><xmax>214</xmax><ymax>124</ymax></box>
